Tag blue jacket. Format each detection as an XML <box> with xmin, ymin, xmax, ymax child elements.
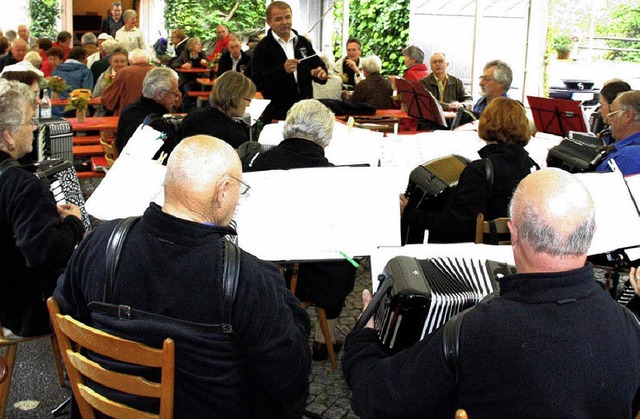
<box><xmin>595</xmin><ymin>131</ymin><xmax>640</xmax><ymax>176</ymax></box>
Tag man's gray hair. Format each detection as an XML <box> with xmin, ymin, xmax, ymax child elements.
<box><xmin>403</xmin><ymin>46</ymin><xmax>424</xmax><ymax>64</ymax></box>
<box><xmin>616</xmin><ymin>90</ymin><xmax>640</xmax><ymax>123</ymax></box>
<box><xmin>361</xmin><ymin>55</ymin><xmax>382</xmax><ymax>74</ymax></box>
<box><xmin>0</xmin><ymin>78</ymin><xmax>36</xmax><ymax>135</ymax></box>
<box><xmin>142</xmin><ymin>67</ymin><xmax>178</xmax><ymax>100</ymax></box>
<box><xmin>509</xmin><ymin>169</ymin><xmax>596</xmax><ymax>256</ymax></box>
<box><xmin>485</xmin><ymin>59</ymin><xmax>513</xmax><ymax>92</ymax></box>
<box><xmin>111</xmin><ymin>1</ymin><xmax>122</xmax><ymax>9</ymax></box>
<box><xmin>81</xmin><ymin>32</ymin><xmax>97</xmax><ymax>46</ymax></box>
<box><xmin>122</xmin><ymin>9</ymin><xmax>137</xmax><ymax>22</ymax></box>
<box><xmin>282</xmin><ymin>99</ymin><xmax>334</xmax><ymax>148</ymax></box>
<box><xmin>128</xmin><ymin>48</ymin><xmax>148</xmax><ymax>65</ymax></box>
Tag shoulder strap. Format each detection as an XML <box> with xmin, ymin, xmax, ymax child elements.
<box><xmin>442</xmin><ymin>310</ymin><xmax>467</xmax><ymax>386</ymax></box>
<box><xmin>483</xmin><ymin>157</ymin><xmax>494</xmax><ymax>190</ymax></box>
<box><xmin>222</xmin><ymin>240</ymin><xmax>241</xmax><ymax>329</ymax></box>
<box><xmin>104</xmin><ymin>216</ymin><xmax>141</xmax><ymax>303</ymax></box>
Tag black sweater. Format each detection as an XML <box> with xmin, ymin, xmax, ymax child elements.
<box><xmin>0</xmin><ymin>152</ymin><xmax>84</xmax><ymax>336</ymax></box>
<box><xmin>343</xmin><ymin>264</ymin><xmax>640</xmax><ymax>418</ymax></box>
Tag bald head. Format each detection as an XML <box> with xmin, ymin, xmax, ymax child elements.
<box><xmin>164</xmin><ymin>135</ymin><xmax>242</xmax><ymax>225</ymax></box>
<box><xmin>509</xmin><ymin>169</ymin><xmax>595</xmax><ymax>264</ymax></box>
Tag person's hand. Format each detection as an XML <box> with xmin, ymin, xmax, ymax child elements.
<box><xmin>57</xmin><ymin>203</ymin><xmax>81</xmax><ymax>221</ymax></box>
<box><xmin>284</xmin><ymin>58</ymin><xmax>299</xmax><ymax>74</ymax></box>
<box><xmin>360</xmin><ymin>289</ymin><xmax>375</xmax><ymax>329</ymax></box>
<box><xmin>449</xmin><ymin>101</ymin><xmax>462</xmax><ymax>111</ymax></box>
<box><xmin>345</xmin><ymin>58</ymin><xmax>360</xmax><ymax>75</ymax></box>
<box><xmin>400</xmin><ymin>193</ymin><xmax>408</xmax><ymax>215</ymax></box>
<box><xmin>630</xmin><ymin>267</ymin><xmax>640</xmax><ymax>297</ymax></box>
<box><xmin>181</xmin><ymin>62</ymin><xmax>192</xmax><ymax>70</ymax></box>
<box><xmin>310</xmin><ymin>66</ymin><xmax>327</xmax><ymax>81</ymax></box>
<box><xmin>199</xmin><ymin>59</ymin><xmax>208</xmax><ymax>67</ymax></box>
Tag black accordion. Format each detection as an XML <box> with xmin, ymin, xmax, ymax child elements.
<box><xmin>401</xmin><ymin>155</ymin><xmax>470</xmax><ymax>244</ymax></box>
<box><xmin>546</xmin><ymin>131</ymin><xmax>609</xmax><ymax>173</ymax></box>
<box><xmin>22</xmin><ymin>159</ymin><xmax>91</xmax><ymax>231</ymax></box>
<box><xmin>28</xmin><ymin>117</ymin><xmax>73</xmax><ymax>163</ymax></box>
<box><xmin>356</xmin><ymin>256</ymin><xmax>514</xmax><ymax>354</ymax></box>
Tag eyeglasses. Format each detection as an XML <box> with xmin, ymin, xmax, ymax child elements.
<box><xmin>606</xmin><ymin>109</ymin><xmax>624</xmax><ymax>121</ymax></box>
<box><xmin>479</xmin><ymin>76</ymin><xmax>494</xmax><ymax>82</ymax></box>
<box><xmin>229</xmin><ymin>174</ymin><xmax>251</xmax><ymax>195</ymax></box>
<box><xmin>243</xmin><ymin>97</ymin><xmax>252</xmax><ymax>104</ymax></box>
<box><xmin>162</xmin><ymin>90</ymin><xmax>180</xmax><ymax>99</ymax></box>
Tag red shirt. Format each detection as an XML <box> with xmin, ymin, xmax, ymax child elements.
<box><xmin>403</xmin><ymin>63</ymin><xmax>429</xmax><ymax>82</ymax></box>
<box><xmin>206</xmin><ymin>35</ymin><xmax>230</xmax><ymax>61</ymax></box>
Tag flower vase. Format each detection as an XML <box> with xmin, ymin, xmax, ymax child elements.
<box><xmin>51</xmin><ymin>91</ymin><xmax>59</xmax><ymax>101</ymax></box>
<box><xmin>76</xmin><ymin>109</ymin><xmax>86</xmax><ymax>122</ymax></box>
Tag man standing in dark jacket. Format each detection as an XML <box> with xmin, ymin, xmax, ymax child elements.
<box><xmin>343</xmin><ymin>168</ymin><xmax>640</xmax><ymax>418</ymax></box>
<box><xmin>252</xmin><ymin>1</ymin><xmax>327</xmax><ymax>122</ymax></box>
<box><xmin>55</xmin><ymin>135</ymin><xmax>311</xmax><ymax>418</ymax></box>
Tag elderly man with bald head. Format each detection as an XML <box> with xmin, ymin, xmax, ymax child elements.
<box><xmin>419</xmin><ymin>52</ymin><xmax>472</xmax><ymax>111</ymax></box>
<box><xmin>343</xmin><ymin>168</ymin><xmax>640</xmax><ymax>418</ymax></box>
<box><xmin>0</xmin><ymin>39</ymin><xmax>28</xmax><ymax>72</ymax></box>
<box><xmin>54</xmin><ymin>135</ymin><xmax>311</xmax><ymax>418</ymax></box>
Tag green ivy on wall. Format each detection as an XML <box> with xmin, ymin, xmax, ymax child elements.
<box><xmin>29</xmin><ymin>0</ymin><xmax>60</xmax><ymax>39</ymax></box>
<box><xmin>164</xmin><ymin>0</ymin><xmax>265</xmax><ymax>46</ymax></box>
<box><xmin>333</xmin><ymin>0</ymin><xmax>410</xmax><ymax>76</ymax></box>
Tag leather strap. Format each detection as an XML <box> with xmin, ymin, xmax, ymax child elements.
<box><xmin>222</xmin><ymin>240</ymin><xmax>241</xmax><ymax>329</ymax></box>
<box><xmin>442</xmin><ymin>310</ymin><xmax>466</xmax><ymax>385</ymax></box>
<box><xmin>104</xmin><ymin>216</ymin><xmax>141</xmax><ymax>303</ymax></box>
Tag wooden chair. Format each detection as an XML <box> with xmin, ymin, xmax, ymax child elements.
<box><xmin>475</xmin><ymin>213</ymin><xmax>511</xmax><ymax>245</ymax></box>
<box><xmin>99</xmin><ymin>135</ymin><xmax>119</xmax><ymax>168</ymax></box>
<box><xmin>281</xmin><ymin>263</ymin><xmax>338</xmax><ymax>370</ymax></box>
<box><xmin>47</xmin><ymin>297</ymin><xmax>175</xmax><ymax>419</ymax></box>
<box><xmin>0</xmin><ymin>323</ymin><xmax>65</xmax><ymax>418</ymax></box>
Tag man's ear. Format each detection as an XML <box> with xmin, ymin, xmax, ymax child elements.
<box><xmin>2</xmin><ymin>128</ymin><xmax>14</xmax><ymax>147</ymax></box>
<box><xmin>507</xmin><ymin>220</ymin><xmax>516</xmax><ymax>244</ymax></box>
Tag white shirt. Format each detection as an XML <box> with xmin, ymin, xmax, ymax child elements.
<box><xmin>272</xmin><ymin>31</ymin><xmax>298</xmax><ymax>82</ymax></box>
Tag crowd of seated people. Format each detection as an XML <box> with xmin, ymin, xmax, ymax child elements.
<box><xmin>3</xmin><ymin>5</ymin><xmax>640</xmax><ymax>418</ymax></box>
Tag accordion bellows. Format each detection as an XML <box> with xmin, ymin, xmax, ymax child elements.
<box><xmin>374</xmin><ymin>256</ymin><xmax>502</xmax><ymax>354</ymax></box>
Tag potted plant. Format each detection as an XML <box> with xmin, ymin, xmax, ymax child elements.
<box><xmin>553</xmin><ymin>33</ymin><xmax>573</xmax><ymax>60</ymax></box>
<box><xmin>64</xmin><ymin>89</ymin><xmax>92</xmax><ymax>122</ymax></box>
<box><xmin>44</xmin><ymin>76</ymin><xmax>69</xmax><ymax>100</ymax></box>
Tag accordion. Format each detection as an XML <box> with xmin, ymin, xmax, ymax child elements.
<box><xmin>401</xmin><ymin>155</ymin><xmax>470</xmax><ymax>244</ymax></box>
<box><xmin>23</xmin><ymin>159</ymin><xmax>92</xmax><ymax>231</ymax></box>
<box><xmin>546</xmin><ymin>131</ymin><xmax>609</xmax><ymax>173</ymax></box>
<box><xmin>28</xmin><ymin>117</ymin><xmax>73</xmax><ymax>163</ymax></box>
<box><xmin>356</xmin><ymin>256</ymin><xmax>514</xmax><ymax>354</ymax></box>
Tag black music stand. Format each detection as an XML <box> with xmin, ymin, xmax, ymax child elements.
<box><xmin>396</xmin><ymin>78</ymin><xmax>447</xmax><ymax>129</ymax></box>
<box><xmin>527</xmin><ymin>96</ymin><xmax>587</xmax><ymax>137</ymax></box>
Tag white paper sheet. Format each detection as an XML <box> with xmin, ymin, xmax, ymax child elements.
<box><xmin>234</xmin><ymin>166</ymin><xmax>401</xmax><ymax>261</ymax></box>
<box><xmin>573</xmin><ymin>171</ymin><xmax>640</xmax><ymax>255</ymax></box>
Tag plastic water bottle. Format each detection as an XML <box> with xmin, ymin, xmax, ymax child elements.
<box><xmin>40</xmin><ymin>89</ymin><xmax>52</xmax><ymax>119</ymax></box>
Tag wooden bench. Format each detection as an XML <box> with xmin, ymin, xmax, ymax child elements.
<box><xmin>73</xmin><ymin>144</ymin><xmax>103</xmax><ymax>157</ymax></box>
<box><xmin>72</xmin><ymin>135</ymin><xmax>101</xmax><ymax>146</ymax></box>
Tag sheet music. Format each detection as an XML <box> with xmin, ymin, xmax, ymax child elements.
<box><xmin>85</xmin><ymin>155</ymin><xmax>166</xmax><ymax>220</ymax></box>
<box><xmin>370</xmin><ymin>244</ymin><xmax>515</xmax><ymax>292</ymax></box>
<box><xmin>119</xmin><ymin>123</ymin><xmax>166</xmax><ymax>160</ymax></box>
<box><xmin>233</xmin><ymin>167</ymin><xmax>401</xmax><ymax>261</ymax></box>
<box><xmin>573</xmin><ymin>171</ymin><xmax>640</xmax><ymax>255</ymax></box>
<box><xmin>247</xmin><ymin>98</ymin><xmax>271</xmax><ymax>124</ymax></box>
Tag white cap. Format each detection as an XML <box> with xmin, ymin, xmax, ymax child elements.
<box><xmin>98</xmin><ymin>33</ymin><xmax>114</xmax><ymax>41</ymax></box>
<box><xmin>0</xmin><ymin>61</ymin><xmax>45</xmax><ymax>83</ymax></box>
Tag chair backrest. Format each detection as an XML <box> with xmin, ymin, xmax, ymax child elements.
<box><xmin>100</xmin><ymin>137</ymin><xmax>118</xmax><ymax>168</ymax></box>
<box><xmin>0</xmin><ymin>356</ymin><xmax>7</xmax><ymax>384</ymax></box>
<box><xmin>475</xmin><ymin>213</ymin><xmax>511</xmax><ymax>245</ymax></box>
<box><xmin>47</xmin><ymin>297</ymin><xmax>175</xmax><ymax>419</ymax></box>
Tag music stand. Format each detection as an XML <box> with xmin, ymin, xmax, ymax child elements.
<box><xmin>396</xmin><ymin>78</ymin><xmax>447</xmax><ymax>128</ymax></box>
<box><xmin>527</xmin><ymin>96</ymin><xmax>588</xmax><ymax>137</ymax></box>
